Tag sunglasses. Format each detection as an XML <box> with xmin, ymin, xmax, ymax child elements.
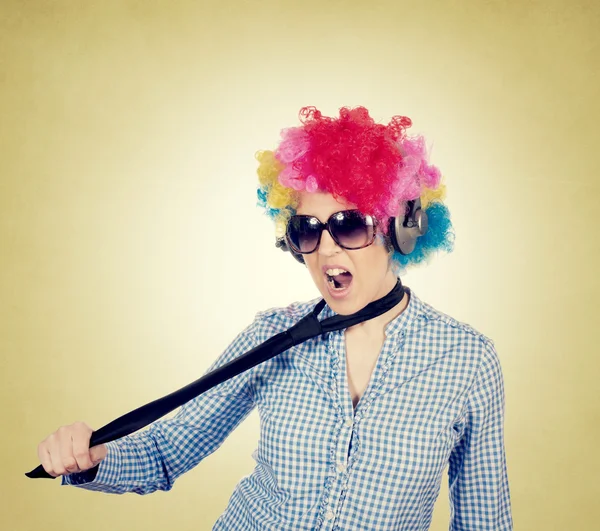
<box><xmin>285</xmin><ymin>209</ymin><xmax>378</xmax><ymax>254</ymax></box>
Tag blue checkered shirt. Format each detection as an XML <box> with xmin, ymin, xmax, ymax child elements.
<box><xmin>62</xmin><ymin>285</ymin><xmax>513</xmax><ymax>530</ymax></box>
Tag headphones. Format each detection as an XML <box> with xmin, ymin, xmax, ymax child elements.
<box><xmin>275</xmin><ymin>197</ymin><xmax>428</xmax><ymax>265</ymax></box>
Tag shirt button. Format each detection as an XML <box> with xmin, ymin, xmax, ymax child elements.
<box><xmin>325</xmin><ymin>509</ymin><xmax>335</xmax><ymax>521</ymax></box>
<box><xmin>345</xmin><ymin>417</ymin><xmax>353</xmax><ymax>427</ymax></box>
<box><xmin>337</xmin><ymin>462</ymin><xmax>346</xmax><ymax>473</ymax></box>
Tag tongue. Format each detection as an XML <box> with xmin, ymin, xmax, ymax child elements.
<box><xmin>333</xmin><ymin>272</ymin><xmax>353</xmax><ymax>288</ymax></box>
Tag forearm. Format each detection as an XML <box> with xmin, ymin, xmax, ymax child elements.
<box><xmin>448</xmin><ymin>338</ymin><xmax>514</xmax><ymax>529</ymax></box>
<box><xmin>61</xmin><ymin>385</ymin><xmax>255</xmax><ymax>495</ymax></box>
<box><xmin>61</xmin><ymin>421</ymin><xmax>183</xmax><ymax>495</ymax></box>
<box><xmin>61</xmin><ymin>314</ymin><xmax>262</xmax><ymax>495</ymax></box>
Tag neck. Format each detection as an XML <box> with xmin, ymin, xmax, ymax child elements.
<box><xmin>346</xmin><ymin>272</ymin><xmax>408</xmax><ymax>339</ymax></box>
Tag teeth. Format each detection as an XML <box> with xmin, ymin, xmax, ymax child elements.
<box><xmin>325</xmin><ymin>268</ymin><xmax>348</xmax><ymax>276</ymax></box>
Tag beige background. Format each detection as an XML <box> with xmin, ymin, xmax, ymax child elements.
<box><xmin>1</xmin><ymin>1</ymin><xmax>598</xmax><ymax>529</ymax></box>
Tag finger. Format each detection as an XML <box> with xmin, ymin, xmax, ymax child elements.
<box><xmin>37</xmin><ymin>442</ymin><xmax>57</xmax><ymax>478</ymax></box>
<box><xmin>90</xmin><ymin>444</ymin><xmax>107</xmax><ymax>465</ymax></box>
<box><xmin>57</xmin><ymin>426</ymin><xmax>80</xmax><ymax>474</ymax></box>
<box><xmin>72</xmin><ymin>423</ymin><xmax>94</xmax><ymax>471</ymax></box>
<box><xmin>47</xmin><ymin>434</ymin><xmax>70</xmax><ymax>476</ymax></box>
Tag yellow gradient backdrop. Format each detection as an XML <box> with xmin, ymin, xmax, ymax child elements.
<box><xmin>1</xmin><ymin>1</ymin><xmax>598</xmax><ymax>530</ymax></box>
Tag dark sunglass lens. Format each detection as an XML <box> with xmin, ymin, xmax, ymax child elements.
<box><xmin>331</xmin><ymin>211</ymin><xmax>373</xmax><ymax>249</ymax></box>
<box><xmin>287</xmin><ymin>217</ymin><xmax>320</xmax><ymax>253</ymax></box>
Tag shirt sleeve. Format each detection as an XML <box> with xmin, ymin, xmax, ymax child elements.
<box><xmin>447</xmin><ymin>338</ymin><xmax>514</xmax><ymax>530</ymax></box>
<box><xmin>61</xmin><ymin>314</ymin><xmax>263</xmax><ymax>495</ymax></box>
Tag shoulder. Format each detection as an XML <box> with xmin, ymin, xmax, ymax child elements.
<box><xmin>417</xmin><ymin>295</ymin><xmax>494</xmax><ymax>345</ymax></box>
<box><xmin>413</xmin><ymin>293</ymin><xmax>496</xmax><ymax>352</ymax></box>
<box><xmin>410</xmin><ymin>291</ymin><xmax>502</xmax><ymax>384</ymax></box>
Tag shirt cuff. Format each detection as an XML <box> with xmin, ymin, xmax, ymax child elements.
<box><xmin>61</xmin><ymin>441</ymin><xmax>125</xmax><ymax>493</ymax></box>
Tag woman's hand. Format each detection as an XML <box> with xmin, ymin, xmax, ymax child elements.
<box><xmin>37</xmin><ymin>421</ymin><xmax>107</xmax><ymax>477</ymax></box>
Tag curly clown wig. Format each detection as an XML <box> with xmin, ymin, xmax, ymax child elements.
<box><xmin>256</xmin><ymin>106</ymin><xmax>455</xmax><ymax>276</ymax></box>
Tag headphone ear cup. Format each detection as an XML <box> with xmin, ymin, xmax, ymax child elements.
<box><xmin>388</xmin><ymin>198</ymin><xmax>428</xmax><ymax>255</ymax></box>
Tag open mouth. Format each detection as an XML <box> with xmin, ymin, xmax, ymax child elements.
<box><xmin>324</xmin><ymin>268</ymin><xmax>353</xmax><ymax>291</ymax></box>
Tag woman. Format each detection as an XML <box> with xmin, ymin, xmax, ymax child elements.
<box><xmin>41</xmin><ymin>106</ymin><xmax>513</xmax><ymax>530</ymax></box>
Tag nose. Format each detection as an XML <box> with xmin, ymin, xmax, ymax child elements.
<box><xmin>318</xmin><ymin>227</ymin><xmax>341</xmax><ymax>256</ymax></box>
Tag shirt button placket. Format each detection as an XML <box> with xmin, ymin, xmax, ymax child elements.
<box><xmin>322</xmin><ymin>421</ymin><xmax>351</xmax><ymax>530</ymax></box>
<box><xmin>339</xmin><ymin>415</ymin><xmax>353</xmax><ymax>464</ymax></box>
<box><xmin>318</xmin><ymin>506</ymin><xmax>337</xmax><ymax>531</ymax></box>
<box><xmin>322</xmin><ymin>340</ymin><xmax>350</xmax><ymax>531</ymax></box>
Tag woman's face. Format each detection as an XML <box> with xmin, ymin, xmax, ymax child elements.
<box><xmin>295</xmin><ymin>191</ymin><xmax>397</xmax><ymax>315</ymax></box>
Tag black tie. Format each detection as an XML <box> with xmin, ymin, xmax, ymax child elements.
<box><xmin>26</xmin><ymin>279</ymin><xmax>406</xmax><ymax>479</ymax></box>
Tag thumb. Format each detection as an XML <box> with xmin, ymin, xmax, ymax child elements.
<box><xmin>89</xmin><ymin>443</ymin><xmax>108</xmax><ymax>465</ymax></box>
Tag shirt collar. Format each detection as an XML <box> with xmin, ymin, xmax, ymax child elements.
<box><xmin>315</xmin><ymin>283</ymin><xmax>423</xmax><ymax>337</ymax></box>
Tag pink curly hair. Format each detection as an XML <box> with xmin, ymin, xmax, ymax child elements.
<box><xmin>256</xmin><ymin>106</ymin><xmax>454</xmax><ymax>274</ymax></box>
<box><xmin>275</xmin><ymin>106</ymin><xmax>441</xmax><ymax>222</ymax></box>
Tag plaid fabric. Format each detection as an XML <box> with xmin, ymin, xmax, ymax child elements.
<box><xmin>62</xmin><ymin>285</ymin><xmax>513</xmax><ymax>530</ymax></box>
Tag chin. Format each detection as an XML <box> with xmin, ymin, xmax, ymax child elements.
<box><xmin>321</xmin><ymin>289</ymin><xmax>363</xmax><ymax>315</ymax></box>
